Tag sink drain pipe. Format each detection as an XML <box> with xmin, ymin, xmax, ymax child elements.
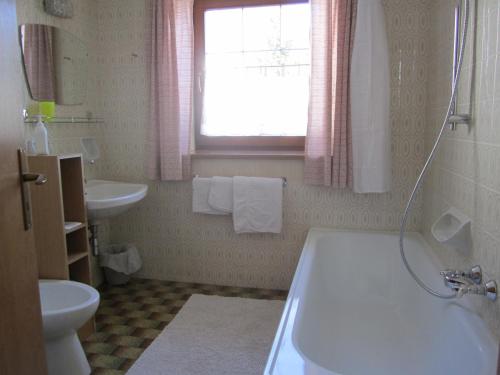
<box><xmin>89</xmin><ymin>224</ymin><xmax>99</xmax><ymax>256</ymax></box>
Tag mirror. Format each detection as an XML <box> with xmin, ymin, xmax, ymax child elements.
<box><xmin>19</xmin><ymin>24</ymin><xmax>88</xmax><ymax>105</ymax></box>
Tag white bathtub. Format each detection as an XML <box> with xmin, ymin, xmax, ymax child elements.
<box><xmin>265</xmin><ymin>229</ymin><xmax>498</xmax><ymax>375</ymax></box>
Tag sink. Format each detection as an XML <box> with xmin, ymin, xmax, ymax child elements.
<box><xmin>85</xmin><ymin>179</ymin><xmax>148</xmax><ymax>222</ymax></box>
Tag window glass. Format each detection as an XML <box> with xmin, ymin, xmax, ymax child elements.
<box><xmin>201</xmin><ymin>3</ymin><xmax>310</xmax><ymax>138</ymax></box>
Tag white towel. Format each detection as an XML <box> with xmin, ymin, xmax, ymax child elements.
<box><xmin>208</xmin><ymin>176</ymin><xmax>233</xmax><ymax>213</ymax></box>
<box><xmin>192</xmin><ymin>177</ymin><xmax>228</xmax><ymax>215</ymax></box>
<box><xmin>233</xmin><ymin>176</ymin><xmax>283</xmax><ymax>234</ymax></box>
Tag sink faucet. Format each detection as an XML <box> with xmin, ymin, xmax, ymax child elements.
<box><xmin>440</xmin><ymin>265</ymin><xmax>497</xmax><ymax>301</ymax></box>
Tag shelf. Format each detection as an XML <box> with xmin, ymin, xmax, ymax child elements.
<box><xmin>67</xmin><ymin>251</ymin><xmax>88</xmax><ymax>265</ymax></box>
<box><xmin>25</xmin><ymin>153</ymin><xmax>83</xmax><ymax>160</ymax></box>
<box><xmin>60</xmin><ymin>158</ymin><xmax>86</xmax><ymax>223</ymax></box>
<box><xmin>24</xmin><ymin>116</ymin><xmax>103</xmax><ymax>124</ymax></box>
<box><xmin>58</xmin><ymin>153</ymin><xmax>83</xmax><ymax>160</ymax></box>
<box><xmin>69</xmin><ymin>256</ymin><xmax>91</xmax><ymax>284</ymax></box>
<box><xmin>64</xmin><ymin>222</ymin><xmax>85</xmax><ymax>234</ymax></box>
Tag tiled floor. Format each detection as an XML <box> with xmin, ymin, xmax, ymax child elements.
<box><xmin>83</xmin><ymin>278</ymin><xmax>288</xmax><ymax>375</ymax></box>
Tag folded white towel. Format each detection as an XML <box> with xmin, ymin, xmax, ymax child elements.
<box><xmin>208</xmin><ymin>176</ymin><xmax>233</xmax><ymax>213</ymax></box>
<box><xmin>192</xmin><ymin>177</ymin><xmax>228</xmax><ymax>215</ymax></box>
<box><xmin>233</xmin><ymin>176</ymin><xmax>283</xmax><ymax>234</ymax></box>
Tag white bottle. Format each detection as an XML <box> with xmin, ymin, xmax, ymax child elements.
<box><xmin>33</xmin><ymin>115</ymin><xmax>49</xmax><ymax>155</ymax></box>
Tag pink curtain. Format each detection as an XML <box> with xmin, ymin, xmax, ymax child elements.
<box><xmin>304</xmin><ymin>0</ymin><xmax>357</xmax><ymax>187</ymax></box>
<box><xmin>148</xmin><ymin>0</ymin><xmax>193</xmax><ymax>181</ymax></box>
<box><xmin>23</xmin><ymin>24</ymin><xmax>56</xmax><ymax>101</ymax></box>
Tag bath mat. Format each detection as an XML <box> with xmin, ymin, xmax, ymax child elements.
<box><xmin>126</xmin><ymin>294</ymin><xmax>284</xmax><ymax>375</ymax></box>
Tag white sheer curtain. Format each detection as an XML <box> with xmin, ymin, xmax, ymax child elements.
<box><xmin>350</xmin><ymin>0</ymin><xmax>391</xmax><ymax>193</ymax></box>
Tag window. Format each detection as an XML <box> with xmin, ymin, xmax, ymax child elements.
<box><xmin>194</xmin><ymin>0</ymin><xmax>310</xmax><ymax>150</ymax></box>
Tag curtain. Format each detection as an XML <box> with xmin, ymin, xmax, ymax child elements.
<box><xmin>304</xmin><ymin>0</ymin><xmax>357</xmax><ymax>187</ymax></box>
<box><xmin>148</xmin><ymin>0</ymin><xmax>194</xmax><ymax>181</ymax></box>
<box><xmin>23</xmin><ymin>24</ymin><xmax>56</xmax><ymax>101</ymax></box>
<box><xmin>350</xmin><ymin>0</ymin><xmax>391</xmax><ymax>193</ymax></box>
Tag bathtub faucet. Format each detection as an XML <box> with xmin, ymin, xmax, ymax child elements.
<box><xmin>440</xmin><ymin>265</ymin><xmax>497</xmax><ymax>301</ymax></box>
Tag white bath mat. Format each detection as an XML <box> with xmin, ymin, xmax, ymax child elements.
<box><xmin>126</xmin><ymin>294</ymin><xmax>284</xmax><ymax>375</ymax></box>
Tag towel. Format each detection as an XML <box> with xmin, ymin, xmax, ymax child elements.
<box><xmin>233</xmin><ymin>176</ymin><xmax>283</xmax><ymax>234</ymax></box>
<box><xmin>208</xmin><ymin>176</ymin><xmax>233</xmax><ymax>213</ymax></box>
<box><xmin>192</xmin><ymin>177</ymin><xmax>228</xmax><ymax>215</ymax></box>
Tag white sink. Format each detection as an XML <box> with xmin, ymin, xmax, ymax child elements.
<box><xmin>85</xmin><ymin>179</ymin><xmax>148</xmax><ymax>222</ymax></box>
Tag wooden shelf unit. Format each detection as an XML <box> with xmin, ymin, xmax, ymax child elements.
<box><xmin>28</xmin><ymin>154</ymin><xmax>95</xmax><ymax>339</ymax></box>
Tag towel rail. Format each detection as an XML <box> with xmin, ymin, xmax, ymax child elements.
<box><xmin>193</xmin><ymin>175</ymin><xmax>287</xmax><ymax>187</ymax></box>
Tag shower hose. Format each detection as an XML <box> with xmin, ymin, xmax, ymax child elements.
<box><xmin>399</xmin><ymin>0</ymin><xmax>470</xmax><ymax>299</ymax></box>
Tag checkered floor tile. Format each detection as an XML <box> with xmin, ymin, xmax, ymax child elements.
<box><xmin>84</xmin><ymin>278</ymin><xmax>288</xmax><ymax>375</ymax></box>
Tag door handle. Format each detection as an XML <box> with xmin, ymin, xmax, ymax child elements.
<box><xmin>18</xmin><ymin>149</ymin><xmax>48</xmax><ymax>230</ymax></box>
<box><xmin>22</xmin><ymin>173</ymin><xmax>47</xmax><ymax>185</ymax></box>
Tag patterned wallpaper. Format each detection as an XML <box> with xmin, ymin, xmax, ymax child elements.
<box><xmin>95</xmin><ymin>0</ymin><xmax>431</xmax><ymax>290</ymax></box>
<box><xmin>422</xmin><ymin>0</ymin><xmax>500</xmax><ymax>339</ymax></box>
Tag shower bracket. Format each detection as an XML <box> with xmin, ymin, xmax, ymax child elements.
<box><xmin>448</xmin><ymin>114</ymin><xmax>471</xmax><ymax>130</ymax></box>
<box><xmin>448</xmin><ymin>1</ymin><xmax>472</xmax><ymax>132</ymax></box>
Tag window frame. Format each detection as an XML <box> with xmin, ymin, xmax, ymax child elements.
<box><xmin>193</xmin><ymin>0</ymin><xmax>309</xmax><ymax>151</ymax></box>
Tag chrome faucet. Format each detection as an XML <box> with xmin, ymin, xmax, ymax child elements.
<box><xmin>440</xmin><ymin>265</ymin><xmax>497</xmax><ymax>301</ymax></box>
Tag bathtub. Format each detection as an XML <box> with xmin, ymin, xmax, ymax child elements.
<box><xmin>264</xmin><ymin>229</ymin><xmax>498</xmax><ymax>375</ymax></box>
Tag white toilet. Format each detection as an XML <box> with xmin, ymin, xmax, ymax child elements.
<box><xmin>39</xmin><ymin>280</ymin><xmax>100</xmax><ymax>375</ymax></box>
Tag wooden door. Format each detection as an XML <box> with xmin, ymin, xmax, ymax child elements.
<box><xmin>0</xmin><ymin>0</ymin><xmax>48</xmax><ymax>374</ymax></box>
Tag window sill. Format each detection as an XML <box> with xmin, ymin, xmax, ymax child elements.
<box><xmin>191</xmin><ymin>150</ymin><xmax>304</xmax><ymax>159</ymax></box>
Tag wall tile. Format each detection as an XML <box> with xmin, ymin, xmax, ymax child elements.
<box><xmin>423</xmin><ymin>0</ymin><xmax>500</xmax><ymax>340</ymax></box>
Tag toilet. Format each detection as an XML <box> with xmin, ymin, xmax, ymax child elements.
<box><xmin>39</xmin><ymin>280</ymin><xmax>100</xmax><ymax>375</ymax></box>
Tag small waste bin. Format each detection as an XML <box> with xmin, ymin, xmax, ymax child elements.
<box><xmin>99</xmin><ymin>244</ymin><xmax>142</xmax><ymax>285</ymax></box>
